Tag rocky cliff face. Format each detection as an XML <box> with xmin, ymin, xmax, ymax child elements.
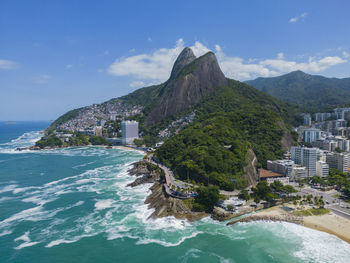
<box><xmin>145</xmin><ymin>183</ymin><xmax>207</xmax><ymax>221</ymax></box>
<box><xmin>278</xmin><ymin>120</ymin><xmax>294</xmax><ymax>151</ymax></box>
<box><xmin>243</xmin><ymin>148</ymin><xmax>258</xmax><ymax>187</ymax></box>
<box><xmin>169</xmin><ymin>47</ymin><xmax>196</xmax><ymax>79</ymax></box>
<box><xmin>145</xmin><ymin>50</ymin><xmax>228</xmax><ymax>126</ymax></box>
<box><xmin>127</xmin><ymin>161</ymin><xmax>161</xmax><ymax>187</ymax></box>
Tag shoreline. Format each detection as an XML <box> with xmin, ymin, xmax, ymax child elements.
<box><xmin>127</xmin><ymin>160</ymin><xmax>350</xmax><ymax>244</ymax></box>
<box><xmin>226</xmin><ymin>206</ymin><xmax>350</xmax><ymax>244</ymax></box>
<box><xmin>17</xmin><ymin>144</ymin><xmax>147</xmax><ymax>155</ymax></box>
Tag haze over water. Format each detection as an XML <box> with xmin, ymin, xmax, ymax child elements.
<box><xmin>1</xmin><ymin>121</ymin><xmax>350</xmax><ymax>263</ymax></box>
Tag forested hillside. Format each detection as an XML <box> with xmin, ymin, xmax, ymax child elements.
<box><xmin>246</xmin><ymin>70</ymin><xmax>350</xmax><ymax>110</ymax></box>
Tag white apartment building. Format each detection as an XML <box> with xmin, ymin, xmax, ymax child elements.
<box><xmin>303</xmin><ymin>128</ymin><xmax>321</xmax><ymax>143</ymax></box>
<box><xmin>292</xmin><ymin>166</ymin><xmax>307</xmax><ymax>180</ymax></box>
<box><xmin>291</xmin><ymin>146</ymin><xmax>317</xmax><ymax>177</ymax></box>
<box><xmin>121</xmin><ymin>121</ymin><xmax>139</xmax><ymax>145</ymax></box>
<box><xmin>316</xmin><ymin>161</ymin><xmax>329</xmax><ymax>177</ymax></box>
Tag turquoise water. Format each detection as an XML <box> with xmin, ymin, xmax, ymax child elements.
<box><xmin>1</xmin><ymin>121</ymin><xmax>350</xmax><ymax>263</ymax></box>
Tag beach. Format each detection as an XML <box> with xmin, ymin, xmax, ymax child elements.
<box><xmin>229</xmin><ymin>205</ymin><xmax>350</xmax><ymax>244</ymax></box>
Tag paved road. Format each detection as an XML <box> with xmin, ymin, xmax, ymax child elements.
<box><xmin>145</xmin><ymin>158</ymin><xmax>172</xmax><ymax>186</ymax></box>
<box><xmin>295</xmin><ymin>187</ymin><xmax>350</xmax><ymax>220</ymax></box>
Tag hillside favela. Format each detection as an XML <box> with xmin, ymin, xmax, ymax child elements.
<box><xmin>1</xmin><ymin>1</ymin><xmax>350</xmax><ymax>263</ymax></box>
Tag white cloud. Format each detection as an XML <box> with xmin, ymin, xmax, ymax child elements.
<box><xmin>33</xmin><ymin>74</ymin><xmax>51</xmax><ymax>84</ymax></box>
<box><xmin>290</xmin><ymin>12</ymin><xmax>308</xmax><ymax>23</ymax></box>
<box><xmin>258</xmin><ymin>56</ymin><xmax>346</xmax><ymax>75</ymax></box>
<box><xmin>343</xmin><ymin>51</ymin><xmax>350</xmax><ymax>58</ymax></box>
<box><xmin>0</xmin><ymin>59</ymin><xmax>18</xmax><ymax>70</ymax></box>
<box><xmin>66</xmin><ymin>64</ymin><xmax>73</xmax><ymax>69</ymax></box>
<box><xmin>129</xmin><ymin>81</ymin><xmax>145</xmax><ymax>88</ymax></box>
<box><xmin>147</xmin><ymin>37</ymin><xmax>152</xmax><ymax>42</ymax></box>
<box><xmin>97</xmin><ymin>69</ymin><xmax>104</xmax><ymax>73</ymax></box>
<box><xmin>108</xmin><ymin>39</ymin><xmax>348</xmax><ymax>84</ymax></box>
<box><xmin>108</xmin><ymin>39</ymin><xmax>210</xmax><ymax>82</ymax></box>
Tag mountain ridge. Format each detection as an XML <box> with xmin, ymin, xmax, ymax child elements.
<box><xmin>246</xmin><ymin>70</ymin><xmax>350</xmax><ymax>110</ymax></box>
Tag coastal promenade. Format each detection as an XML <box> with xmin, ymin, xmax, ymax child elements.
<box><xmin>144</xmin><ymin>157</ymin><xmax>195</xmax><ymax>199</ymax></box>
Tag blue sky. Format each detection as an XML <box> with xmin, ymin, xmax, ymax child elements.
<box><xmin>1</xmin><ymin>0</ymin><xmax>350</xmax><ymax>121</ymax></box>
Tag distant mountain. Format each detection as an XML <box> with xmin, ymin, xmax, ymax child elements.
<box><xmin>49</xmin><ymin>48</ymin><xmax>301</xmax><ymax>189</ymax></box>
<box><xmin>246</xmin><ymin>70</ymin><xmax>350</xmax><ymax>110</ymax></box>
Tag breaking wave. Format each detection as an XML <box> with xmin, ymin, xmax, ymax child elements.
<box><xmin>0</xmin><ymin>131</ymin><xmax>43</xmax><ymax>154</ymax></box>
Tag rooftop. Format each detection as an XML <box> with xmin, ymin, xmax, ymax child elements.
<box><xmin>259</xmin><ymin>169</ymin><xmax>284</xmax><ymax>178</ymax></box>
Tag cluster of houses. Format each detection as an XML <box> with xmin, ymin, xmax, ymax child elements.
<box><xmin>56</xmin><ymin>100</ymin><xmax>142</xmax><ymax>134</ymax></box>
<box><xmin>158</xmin><ymin>111</ymin><xmax>196</xmax><ymax>138</ymax></box>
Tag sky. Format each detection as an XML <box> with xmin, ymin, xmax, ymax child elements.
<box><xmin>1</xmin><ymin>0</ymin><xmax>350</xmax><ymax>121</ymax></box>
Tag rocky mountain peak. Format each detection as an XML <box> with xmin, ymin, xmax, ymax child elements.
<box><xmin>170</xmin><ymin>47</ymin><xmax>196</xmax><ymax>79</ymax></box>
<box><xmin>145</xmin><ymin>49</ymin><xmax>227</xmax><ymax>126</ymax></box>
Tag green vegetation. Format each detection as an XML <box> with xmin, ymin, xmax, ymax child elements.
<box><xmin>251</xmin><ymin>181</ymin><xmax>297</xmax><ymax>202</ymax></box>
<box><xmin>36</xmin><ymin>136</ymin><xmax>62</xmax><ymax>148</ymax></box>
<box><xmin>155</xmin><ymin>80</ymin><xmax>298</xmax><ymax>190</ymax></box>
<box><xmin>309</xmin><ymin>170</ymin><xmax>350</xmax><ymax>200</ymax></box>
<box><xmin>293</xmin><ymin>208</ymin><xmax>330</xmax><ymax>217</ymax></box>
<box><xmin>48</xmin><ymin>108</ymin><xmax>82</xmax><ymax>130</ymax></box>
<box><xmin>68</xmin><ymin>133</ymin><xmax>89</xmax><ymax>146</ymax></box>
<box><xmin>104</xmin><ymin>120</ymin><xmax>122</xmax><ymax>137</ymax></box>
<box><xmin>89</xmin><ymin>136</ymin><xmax>109</xmax><ymax>145</ymax></box>
<box><xmin>133</xmin><ymin>139</ymin><xmax>143</xmax><ymax>147</ymax></box>
<box><xmin>193</xmin><ymin>185</ymin><xmax>220</xmax><ymax>212</ymax></box>
<box><xmin>247</xmin><ymin>70</ymin><xmax>350</xmax><ymax>110</ymax></box>
<box><xmin>35</xmin><ymin>132</ymin><xmax>106</xmax><ymax>148</ymax></box>
<box><xmin>238</xmin><ymin>190</ymin><xmax>250</xmax><ymax>201</ymax></box>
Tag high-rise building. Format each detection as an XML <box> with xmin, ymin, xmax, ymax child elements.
<box><xmin>121</xmin><ymin>121</ymin><xmax>139</xmax><ymax>145</ymax></box>
<box><xmin>291</xmin><ymin>146</ymin><xmax>317</xmax><ymax>177</ymax></box>
<box><xmin>303</xmin><ymin>114</ymin><xmax>312</xmax><ymax>126</ymax></box>
<box><xmin>326</xmin><ymin>152</ymin><xmax>350</xmax><ymax>173</ymax></box>
<box><xmin>316</xmin><ymin>161</ymin><xmax>329</xmax><ymax>177</ymax></box>
<box><xmin>315</xmin><ymin>112</ymin><xmax>331</xmax><ymax>122</ymax></box>
<box><xmin>303</xmin><ymin>128</ymin><xmax>321</xmax><ymax>143</ymax></box>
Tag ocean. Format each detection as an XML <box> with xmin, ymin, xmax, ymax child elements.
<box><xmin>1</xmin><ymin>121</ymin><xmax>350</xmax><ymax>263</ymax></box>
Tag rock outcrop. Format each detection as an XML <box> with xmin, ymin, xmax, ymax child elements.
<box><xmin>226</xmin><ymin>214</ymin><xmax>303</xmax><ymax>226</ymax></box>
<box><xmin>146</xmin><ymin>50</ymin><xmax>228</xmax><ymax>126</ymax></box>
<box><xmin>128</xmin><ymin>161</ymin><xmax>207</xmax><ymax>221</ymax></box>
<box><xmin>278</xmin><ymin>120</ymin><xmax>294</xmax><ymax>150</ymax></box>
<box><xmin>243</xmin><ymin>148</ymin><xmax>258</xmax><ymax>187</ymax></box>
<box><xmin>145</xmin><ymin>183</ymin><xmax>207</xmax><ymax>221</ymax></box>
<box><xmin>127</xmin><ymin>161</ymin><xmax>161</xmax><ymax>187</ymax></box>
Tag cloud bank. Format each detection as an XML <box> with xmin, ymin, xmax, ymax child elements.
<box><xmin>108</xmin><ymin>39</ymin><xmax>347</xmax><ymax>85</ymax></box>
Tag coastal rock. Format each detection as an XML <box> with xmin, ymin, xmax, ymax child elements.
<box><xmin>211</xmin><ymin>206</ymin><xmax>237</xmax><ymax>221</ymax></box>
<box><xmin>226</xmin><ymin>214</ymin><xmax>303</xmax><ymax>226</ymax></box>
<box><xmin>145</xmin><ymin>183</ymin><xmax>207</xmax><ymax>222</ymax></box>
<box><xmin>127</xmin><ymin>161</ymin><xmax>161</xmax><ymax>187</ymax></box>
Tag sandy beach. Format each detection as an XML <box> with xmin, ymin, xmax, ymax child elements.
<box><xmin>229</xmin><ymin>205</ymin><xmax>350</xmax><ymax>244</ymax></box>
<box><xmin>112</xmin><ymin>145</ymin><xmax>147</xmax><ymax>154</ymax></box>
